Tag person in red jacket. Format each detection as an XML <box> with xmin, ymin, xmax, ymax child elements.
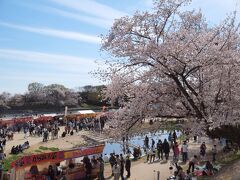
<box><xmin>173</xmin><ymin>142</ymin><xmax>180</xmax><ymax>163</ymax></box>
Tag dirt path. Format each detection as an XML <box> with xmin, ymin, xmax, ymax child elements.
<box><xmin>4</xmin><ymin>127</ymin><xmax>90</xmax><ymax>156</ymax></box>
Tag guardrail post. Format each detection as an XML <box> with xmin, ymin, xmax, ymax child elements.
<box><xmin>157</xmin><ymin>171</ymin><xmax>160</xmax><ymax>180</ymax></box>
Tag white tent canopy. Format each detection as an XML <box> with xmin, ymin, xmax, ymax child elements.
<box><xmin>42</xmin><ymin>113</ymin><xmax>57</xmax><ymax>117</ymax></box>
<box><xmin>77</xmin><ymin>110</ymin><xmax>95</xmax><ymax>114</ymax></box>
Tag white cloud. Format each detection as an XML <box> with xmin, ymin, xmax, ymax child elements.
<box><xmin>50</xmin><ymin>0</ymin><xmax>127</xmax><ymax>20</ymax></box>
<box><xmin>43</xmin><ymin>7</ymin><xmax>113</xmax><ymax>29</ymax></box>
<box><xmin>0</xmin><ymin>49</ymin><xmax>105</xmax><ymax>93</ymax></box>
<box><xmin>0</xmin><ymin>48</ymin><xmax>98</xmax><ymax>73</ymax></box>
<box><xmin>0</xmin><ymin>22</ymin><xmax>101</xmax><ymax>44</ymax></box>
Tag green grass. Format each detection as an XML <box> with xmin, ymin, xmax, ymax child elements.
<box><xmin>2</xmin><ymin>146</ymin><xmax>60</xmax><ymax>172</ymax></box>
<box><xmin>38</xmin><ymin>146</ymin><xmax>59</xmax><ymax>152</ymax></box>
<box><xmin>48</xmin><ymin>147</ymin><xmax>59</xmax><ymax>152</ymax></box>
<box><xmin>39</xmin><ymin>146</ymin><xmax>49</xmax><ymax>150</ymax></box>
<box><xmin>2</xmin><ymin>154</ymin><xmax>23</xmax><ymax>171</ymax></box>
<box><xmin>34</xmin><ymin>149</ymin><xmax>42</xmax><ymax>153</ymax></box>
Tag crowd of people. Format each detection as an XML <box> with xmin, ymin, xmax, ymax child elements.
<box><xmin>140</xmin><ymin>130</ymin><xmax>224</xmax><ymax>180</ymax></box>
<box><xmin>0</xmin><ymin>115</ymin><xmax>107</xmax><ymax>178</ymax></box>
<box><xmin>0</xmin><ymin>116</ymin><xmax>106</xmax><ymax>144</ymax></box>
<box><xmin>0</xmin><ymin>127</ymin><xmax>10</xmax><ymax>167</ymax></box>
<box><xmin>143</xmin><ymin>131</ymin><xmax>177</xmax><ymax>163</ymax></box>
<box><xmin>26</xmin><ymin>155</ymin><xmax>105</xmax><ymax>180</ymax></box>
<box><xmin>0</xmin><ymin>115</ymin><xmax>237</xmax><ymax>180</ymax></box>
<box><xmin>107</xmin><ymin>153</ymin><xmax>131</xmax><ymax>180</ymax></box>
<box><xmin>10</xmin><ymin>141</ymin><xmax>29</xmax><ymax>155</ymax></box>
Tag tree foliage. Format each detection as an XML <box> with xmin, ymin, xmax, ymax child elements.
<box><xmin>207</xmin><ymin>125</ymin><xmax>240</xmax><ymax>145</ymax></box>
<box><xmin>0</xmin><ymin>83</ymin><xmax>106</xmax><ymax>114</ymax></box>
<box><xmin>99</xmin><ymin>0</ymin><xmax>240</xmax><ymax>135</ymax></box>
<box><xmin>79</xmin><ymin>85</ymin><xmax>106</xmax><ymax>106</ymax></box>
<box><xmin>0</xmin><ymin>92</ymin><xmax>11</xmax><ymax>112</ymax></box>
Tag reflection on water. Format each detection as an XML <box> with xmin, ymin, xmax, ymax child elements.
<box><xmin>103</xmin><ymin>130</ymin><xmax>181</xmax><ymax>155</ymax></box>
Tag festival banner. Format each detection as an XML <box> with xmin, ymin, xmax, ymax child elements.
<box><xmin>64</xmin><ymin>144</ymin><xmax>105</xmax><ymax>159</ymax></box>
<box><xmin>11</xmin><ymin>144</ymin><xmax>105</xmax><ymax>170</ymax></box>
<box><xmin>11</xmin><ymin>151</ymin><xmax>64</xmax><ymax>170</ymax></box>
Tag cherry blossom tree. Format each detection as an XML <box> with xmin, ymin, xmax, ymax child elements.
<box><xmin>99</xmin><ymin>0</ymin><xmax>240</xmax><ymax>135</ymax></box>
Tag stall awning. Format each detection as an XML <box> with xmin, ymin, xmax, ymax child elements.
<box><xmin>11</xmin><ymin>144</ymin><xmax>105</xmax><ymax>170</ymax></box>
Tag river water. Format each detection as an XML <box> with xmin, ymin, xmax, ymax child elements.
<box><xmin>103</xmin><ymin>130</ymin><xmax>181</xmax><ymax>155</ymax></box>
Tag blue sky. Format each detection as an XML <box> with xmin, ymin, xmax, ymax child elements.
<box><xmin>0</xmin><ymin>0</ymin><xmax>239</xmax><ymax>94</ymax></box>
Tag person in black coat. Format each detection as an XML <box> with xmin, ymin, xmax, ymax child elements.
<box><xmin>125</xmin><ymin>156</ymin><xmax>131</xmax><ymax>178</ymax></box>
<box><xmin>163</xmin><ymin>139</ymin><xmax>170</xmax><ymax>160</ymax></box>
<box><xmin>109</xmin><ymin>153</ymin><xmax>116</xmax><ymax>176</ymax></box>
<box><xmin>157</xmin><ymin>140</ymin><xmax>163</xmax><ymax>160</ymax></box>
<box><xmin>47</xmin><ymin>165</ymin><xmax>55</xmax><ymax>180</ymax></box>
<box><xmin>120</xmin><ymin>154</ymin><xmax>125</xmax><ymax>180</ymax></box>
<box><xmin>144</xmin><ymin>135</ymin><xmax>149</xmax><ymax>148</ymax></box>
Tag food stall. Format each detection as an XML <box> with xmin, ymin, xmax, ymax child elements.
<box><xmin>66</xmin><ymin>110</ymin><xmax>98</xmax><ymax>121</ymax></box>
<box><xmin>10</xmin><ymin>144</ymin><xmax>105</xmax><ymax>180</ymax></box>
<box><xmin>0</xmin><ymin>115</ymin><xmax>55</xmax><ymax>127</ymax></box>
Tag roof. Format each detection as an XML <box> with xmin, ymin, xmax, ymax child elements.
<box><xmin>43</xmin><ymin>113</ymin><xmax>57</xmax><ymax>117</ymax></box>
<box><xmin>77</xmin><ymin>110</ymin><xmax>95</xmax><ymax>114</ymax></box>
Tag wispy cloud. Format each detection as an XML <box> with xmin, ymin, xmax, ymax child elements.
<box><xmin>0</xmin><ymin>49</ymin><xmax>103</xmax><ymax>93</ymax></box>
<box><xmin>0</xmin><ymin>22</ymin><xmax>101</xmax><ymax>44</ymax></box>
<box><xmin>23</xmin><ymin>4</ymin><xmax>113</xmax><ymax>29</ymax></box>
<box><xmin>44</xmin><ymin>7</ymin><xmax>112</xmax><ymax>28</ymax></box>
<box><xmin>0</xmin><ymin>48</ymin><xmax>97</xmax><ymax>73</ymax></box>
<box><xmin>49</xmin><ymin>0</ymin><xmax>127</xmax><ymax>20</ymax></box>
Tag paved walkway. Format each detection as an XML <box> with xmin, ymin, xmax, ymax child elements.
<box><xmin>103</xmin><ymin>158</ymin><xmax>174</xmax><ymax>180</ymax></box>
<box><xmin>129</xmin><ymin>160</ymin><xmax>172</xmax><ymax>180</ymax></box>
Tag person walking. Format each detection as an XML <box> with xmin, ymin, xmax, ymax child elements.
<box><xmin>144</xmin><ymin>135</ymin><xmax>149</xmax><ymax>148</ymax></box>
<box><xmin>212</xmin><ymin>144</ymin><xmax>217</xmax><ymax>162</ymax></box>
<box><xmin>113</xmin><ymin>162</ymin><xmax>121</xmax><ymax>180</ymax></box>
<box><xmin>157</xmin><ymin>140</ymin><xmax>163</xmax><ymax>160</ymax></box>
<box><xmin>120</xmin><ymin>154</ymin><xmax>125</xmax><ymax>180</ymax></box>
<box><xmin>188</xmin><ymin>155</ymin><xmax>198</xmax><ymax>173</ymax></box>
<box><xmin>150</xmin><ymin>145</ymin><xmax>156</xmax><ymax>163</ymax></box>
<box><xmin>172</xmin><ymin>130</ymin><xmax>177</xmax><ymax>143</ymax></box>
<box><xmin>173</xmin><ymin>142</ymin><xmax>180</xmax><ymax>164</ymax></box>
<box><xmin>146</xmin><ymin>147</ymin><xmax>150</xmax><ymax>163</ymax></box>
<box><xmin>163</xmin><ymin>139</ymin><xmax>170</xmax><ymax>160</ymax></box>
<box><xmin>181</xmin><ymin>141</ymin><xmax>188</xmax><ymax>163</ymax></box>
<box><xmin>151</xmin><ymin>139</ymin><xmax>155</xmax><ymax>148</ymax></box>
<box><xmin>168</xmin><ymin>132</ymin><xmax>172</xmax><ymax>144</ymax></box>
<box><xmin>98</xmin><ymin>157</ymin><xmax>105</xmax><ymax>180</ymax></box>
<box><xmin>24</xmin><ymin>128</ymin><xmax>28</xmax><ymax>139</ymax></box>
<box><xmin>109</xmin><ymin>153</ymin><xmax>116</xmax><ymax>176</ymax></box>
<box><xmin>200</xmin><ymin>142</ymin><xmax>207</xmax><ymax>159</ymax></box>
<box><xmin>125</xmin><ymin>156</ymin><xmax>131</xmax><ymax>178</ymax></box>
